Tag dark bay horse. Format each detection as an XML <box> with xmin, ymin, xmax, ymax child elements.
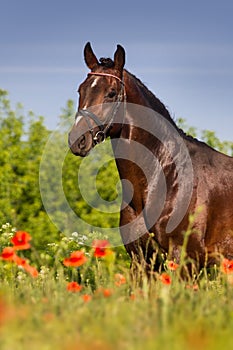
<box><xmin>69</xmin><ymin>42</ymin><xmax>233</xmax><ymax>271</ymax></box>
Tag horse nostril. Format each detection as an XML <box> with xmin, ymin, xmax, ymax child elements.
<box><xmin>78</xmin><ymin>135</ymin><xmax>86</xmax><ymax>149</ymax></box>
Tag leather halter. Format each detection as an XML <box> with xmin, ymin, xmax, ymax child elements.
<box><xmin>76</xmin><ymin>72</ymin><xmax>125</xmax><ymax>145</ymax></box>
<box><xmin>87</xmin><ymin>72</ymin><xmax>124</xmax><ymax>85</ymax></box>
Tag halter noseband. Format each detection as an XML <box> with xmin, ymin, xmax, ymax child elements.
<box><xmin>76</xmin><ymin>72</ymin><xmax>125</xmax><ymax>145</ymax></box>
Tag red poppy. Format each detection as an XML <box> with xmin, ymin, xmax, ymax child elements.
<box><xmin>82</xmin><ymin>294</ymin><xmax>92</xmax><ymax>303</ymax></box>
<box><xmin>14</xmin><ymin>256</ymin><xmax>27</xmax><ymax>266</ymax></box>
<box><xmin>167</xmin><ymin>261</ymin><xmax>179</xmax><ymax>271</ymax></box>
<box><xmin>0</xmin><ymin>247</ymin><xmax>16</xmax><ymax>261</ymax></box>
<box><xmin>0</xmin><ymin>246</ymin><xmax>38</xmax><ymax>277</ymax></box>
<box><xmin>96</xmin><ymin>287</ymin><xmax>113</xmax><ymax>297</ymax></box>
<box><xmin>66</xmin><ymin>281</ymin><xmax>82</xmax><ymax>293</ymax></box>
<box><xmin>11</xmin><ymin>231</ymin><xmax>31</xmax><ymax>250</ymax></box>
<box><xmin>92</xmin><ymin>239</ymin><xmax>111</xmax><ymax>258</ymax></box>
<box><xmin>16</xmin><ymin>258</ymin><xmax>38</xmax><ymax>277</ymax></box>
<box><xmin>63</xmin><ymin>251</ymin><xmax>87</xmax><ymax>267</ymax></box>
<box><xmin>43</xmin><ymin>312</ymin><xmax>54</xmax><ymax>322</ymax></box>
<box><xmin>222</xmin><ymin>258</ymin><xmax>233</xmax><ymax>274</ymax></box>
<box><xmin>114</xmin><ymin>273</ymin><xmax>126</xmax><ymax>286</ymax></box>
<box><xmin>23</xmin><ymin>263</ymin><xmax>39</xmax><ymax>277</ymax></box>
<box><xmin>186</xmin><ymin>284</ymin><xmax>199</xmax><ymax>291</ymax></box>
<box><xmin>160</xmin><ymin>272</ymin><xmax>172</xmax><ymax>285</ymax></box>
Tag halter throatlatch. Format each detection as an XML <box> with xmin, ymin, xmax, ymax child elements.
<box><xmin>75</xmin><ymin>72</ymin><xmax>125</xmax><ymax>145</ymax></box>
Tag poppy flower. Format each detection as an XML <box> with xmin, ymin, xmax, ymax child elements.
<box><xmin>11</xmin><ymin>231</ymin><xmax>31</xmax><ymax>250</ymax></box>
<box><xmin>66</xmin><ymin>281</ymin><xmax>82</xmax><ymax>293</ymax></box>
<box><xmin>0</xmin><ymin>246</ymin><xmax>38</xmax><ymax>277</ymax></box>
<box><xmin>23</xmin><ymin>264</ymin><xmax>39</xmax><ymax>277</ymax></box>
<box><xmin>222</xmin><ymin>258</ymin><xmax>233</xmax><ymax>274</ymax></box>
<box><xmin>103</xmin><ymin>288</ymin><xmax>113</xmax><ymax>297</ymax></box>
<box><xmin>16</xmin><ymin>258</ymin><xmax>38</xmax><ymax>277</ymax></box>
<box><xmin>92</xmin><ymin>239</ymin><xmax>111</xmax><ymax>258</ymax></box>
<box><xmin>0</xmin><ymin>247</ymin><xmax>16</xmax><ymax>261</ymax></box>
<box><xmin>82</xmin><ymin>294</ymin><xmax>92</xmax><ymax>303</ymax></box>
<box><xmin>14</xmin><ymin>256</ymin><xmax>27</xmax><ymax>266</ymax></box>
<box><xmin>96</xmin><ymin>287</ymin><xmax>113</xmax><ymax>297</ymax></box>
<box><xmin>43</xmin><ymin>312</ymin><xmax>54</xmax><ymax>322</ymax></box>
<box><xmin>130</xmin><ymin>293</ymin><xmax>136</xmax><ymax>301</ymax></box>
<box><xmin>186</xmin><ymin>284</ymin><xmax>199</xmax><ymax>291</ymax></box>
<box><xmin>160</xmin><ymin>272</ymin><xmax>172</xmax><ymax>285</ymax></box>
<box><xmin>63</xmin><ymin>251</ymin><xmax>87</xmax><ymax>267</ymax></box>
<box><xmin>114</xmin><ymin>273</ymin><xmax>126</xmax><ymax>286</ymax></box>
<box><xmin>167</xmin><ymin>261</ymin><xmax>179</xmax><ymax>271</ymax></box>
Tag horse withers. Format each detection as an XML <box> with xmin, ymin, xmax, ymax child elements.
<box><xmin>68</xmin><ymin>42</ymin><xmax>233</xmax><ymax>272</ymax></box>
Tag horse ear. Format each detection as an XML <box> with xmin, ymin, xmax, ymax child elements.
<box><xmin>114</xmin><ymin>44</ymin><xmax>125</xmax><ymax>72</ymax></box>
<box><xmin>84</xmin><ymin>42</ymin><xmax>99</xmax><ymax>70</ymax></box>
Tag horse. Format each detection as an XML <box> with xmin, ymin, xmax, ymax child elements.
<box><xmin>68</xmin><ymin>42</ymin><xmax>233</xmax><ymax>272</ymax></box>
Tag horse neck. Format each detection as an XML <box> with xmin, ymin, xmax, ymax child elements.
<box><xmin>112</xmin><ymin>70</ymin><xmax>182</xmax><ymax>193</ymax></box>
<box><xmin>118</xmin><ymin>71</ymin><xmax>180</xmax><ymax>153</ymax></box>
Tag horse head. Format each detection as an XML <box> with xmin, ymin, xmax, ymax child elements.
<box><xmin>68</xmin><ymin>42</ymin><xmax>125</xmax><ymax>157</ymax></box>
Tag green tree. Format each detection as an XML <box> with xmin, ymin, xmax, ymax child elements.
<box><xmin>0</xmin><ymin>90</ymin><xmax>60</xmax><ymax>249</ymax></box>
<box><xmin>177</xmin><ymin>117</ymin><xmax>233</xmax><ymax>155</ymax></box>
<box><xmin>0</xmin><ymin>89</ymin><xmax>25</xmax><ymax>225</ymax></box>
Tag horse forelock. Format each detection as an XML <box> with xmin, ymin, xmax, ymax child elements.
<box><xmin>99</xmin><ymin>57</ymin><xmax>114</xmax><ymax>68</ymax></box>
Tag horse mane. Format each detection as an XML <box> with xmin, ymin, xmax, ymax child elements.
<box><xmin>125</xmin><ymin>70</ymin><xmax>199</xmax><ymax>144</ymax></box>
<box><xmin>126</xmin><ymin>70</ymin><xmax>174</xmax><ymax>122</ymax></box>
<box><xmin>98</xmin><ymin>58</ymin><xmax>199</xmax><ymax>144</ymax></box>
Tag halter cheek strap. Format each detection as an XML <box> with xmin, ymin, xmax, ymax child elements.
<box><xmin>76</xmin><ymin>72</ymin><xmax>126</xmax><ymax>145</ymax></box>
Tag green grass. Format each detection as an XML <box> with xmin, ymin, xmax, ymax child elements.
<box><xmin>1</xmin><ymin>271</ymin><xmax>233</xmax><ymax>350</ymax></box>
<box><xmin>1</xmin><ymin>225</ymin><xmax>233</xmax><ymax>350</ymax></box>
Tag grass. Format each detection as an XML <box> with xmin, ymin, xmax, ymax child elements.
<box><xmin>1</xmin><ymin>225</ymin><xmax>233</xmax><ymax>350</ymax></box>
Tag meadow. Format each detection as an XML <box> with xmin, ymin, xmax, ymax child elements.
<box><xmin>1</xmin><ymin>89</ymin><xmax>233</xmax><ymax>349</ymax></box>
<box><xmin>1</xmin><ymin>223</ymin><xmax>233</xmax><ymax>350</ymax></box>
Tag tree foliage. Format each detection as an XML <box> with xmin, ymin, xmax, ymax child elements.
<box><xmin>0</xmin><ymin>89</ymin><xmax>58</xmax><ymax>249</ymax></box>
<box><xmin>177</xmin><ymin>117</ymin><xmax>233</xmax><ymax>156</ymax></box>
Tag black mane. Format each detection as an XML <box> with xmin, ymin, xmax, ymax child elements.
<box><xmin>99</xmin><ymin>57</ymin><xmax>114</xmax><ymax>68</ymax></box>
<box><xmin>125</xmin><ymin>70</ymin><xmax>199</xmax><ymax>145</ymax></box>
<box><xmin>126</xmin><ymin>70</ymin><xmax>177</xmax><ymax>126</ymax></box>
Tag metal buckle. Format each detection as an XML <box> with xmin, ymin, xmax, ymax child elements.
<box><xmin>93</xmin><ymin>130</ymin><xmax>106</xmax><ymax>144</ymax></box>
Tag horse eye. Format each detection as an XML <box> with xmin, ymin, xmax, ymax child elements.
<box><xmin>108</xmin><ymin>90</ymin><xmax>116</xmax><ymax>98</ymax></box>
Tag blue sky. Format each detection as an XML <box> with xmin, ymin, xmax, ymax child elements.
<box><xmin>1</xmin><ymin>0</ymin><xmax>233</xmax><ymax>140</ymax></box>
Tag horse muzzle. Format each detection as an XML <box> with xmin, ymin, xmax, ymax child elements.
<box><xmin>68</xmin><ymin>128</ymin><xmax>93</xmax><ymax>157</ymax></box>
